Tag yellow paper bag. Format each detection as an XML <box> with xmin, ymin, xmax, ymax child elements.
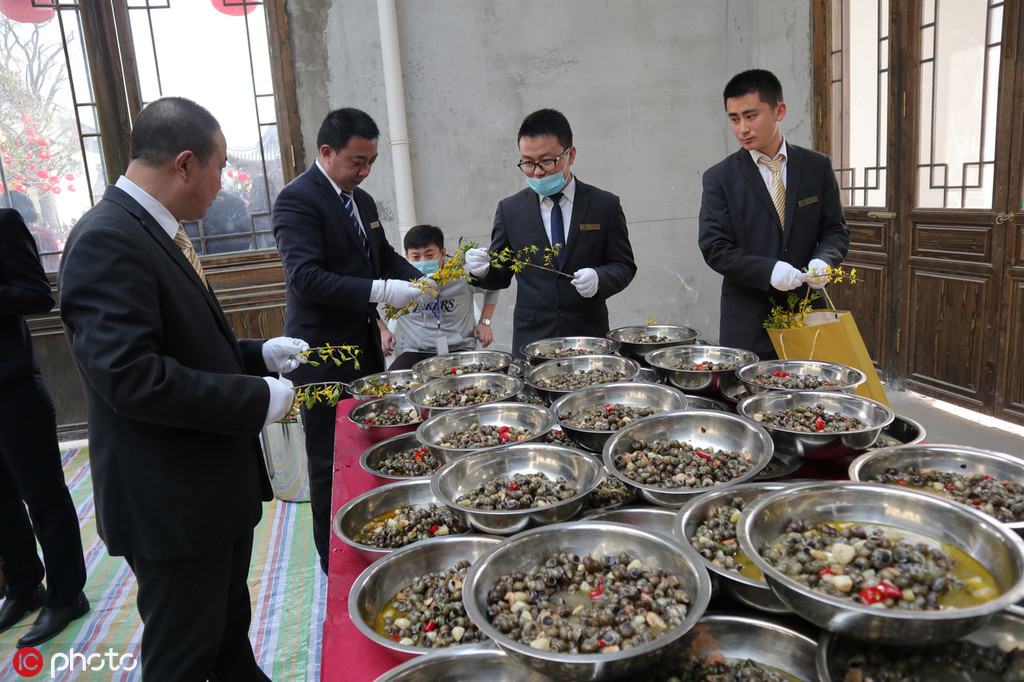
<box><xmin>766</xmin><ymin>310</ymin><xmax>890</xmax><ymax>407</ymax></box>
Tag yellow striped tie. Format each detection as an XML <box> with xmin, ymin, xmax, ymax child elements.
<box><xmin>758</xmin><ymin>155</ymin><xmax>786</xmax><ymax>229</ymax></box>
<box><xmin>174</xmin><ymin>225</ymin><xmax>208</xmax><ymax>286</ymax></box>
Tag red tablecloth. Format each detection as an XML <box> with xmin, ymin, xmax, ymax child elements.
<box><xmin>321</xmin><ymin>399</ymin><xmax>409</xmax><ymax>682</ymax></box>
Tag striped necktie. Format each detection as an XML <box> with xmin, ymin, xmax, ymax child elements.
<box><xmin>174</xmin><ymin>225</ymin><xmax>208</xmax><ymax>286</ymax></box>
<box><xmin>549</xmin><ymin>192</ymin><xmax>565</xmax><ymax>268</ymax></box>
<box><xmin>342</xmin><ymin>191</ymin><xmax>371</xmax><ymax>262</ymax></box>
<box><xmin>758</xmin><ymin>155</ymin><xmax>786</xmax><ymax>229</ymax></box>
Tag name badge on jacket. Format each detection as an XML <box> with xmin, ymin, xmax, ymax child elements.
<box><xmin>797</xmin><ymin>196</ymin><xmax>819</xmax><ymax>208</ymax></box>
<box><xmin>370</xmin><ymin>220</ymin><xmax>382</xmax><ymax>229</ymax></box>
<box><xmin>580</xmin><ymin>223</ymin><xmax>601</xmax><ymax>231</ymax></box>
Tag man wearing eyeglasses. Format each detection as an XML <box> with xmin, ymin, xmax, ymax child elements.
<box><xmin>465</xmin><ymin>108</ymin><xmax>636</xmax><ymax>358</ymax></box>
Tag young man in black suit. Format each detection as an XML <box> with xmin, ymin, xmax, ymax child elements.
<box><xmin>465</xmin><ymin>109</ymin><xmax>636</xmax><ymax>357</ymax></box>
<box><xmin>698</xmin><ymin>69</ymin><xmax>849</xmax><ymax>358</ymax></box>
<box><xmin>60</xmin><ymin>97</ymin><xmax>304</xmax><ymax>680</ymax></box>
<box><xmin>0</xmin><ymin>207</ymin><xmax>88</xmax><ymax>647</ymax></box>
<box><xmin>272</xmin><ymin>107</ymin><xmax>430</xmax><ymax>573</ymax></box>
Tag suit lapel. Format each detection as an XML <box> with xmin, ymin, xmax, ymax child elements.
<box><xmin>562</xmin><ymin>180</ymin><xmax>589</xmax><ymax>269</ymax></box>
<box><xmin>309</xmin><ymin>167</ymin><xmax>373</xmax><ymax>270</ymax></box>
<box><xmin>782</xmin><ymin>145</ymin><xmax>803</xmax><ymax>240</ymax></box>
<box><xmin>736</xmin><ymin>151</ymin><xmax>779</xmax><ymax>230</ymax></box>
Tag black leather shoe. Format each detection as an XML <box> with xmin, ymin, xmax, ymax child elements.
<box><xmin>17</xmin><ymin>591</ymin><xmax>89</xmax><ymax>648</ymax></box>
<box><xmin>0</xmin><ymin>584</ymin><xmax>44</xmax><ymax>634</ymax></box>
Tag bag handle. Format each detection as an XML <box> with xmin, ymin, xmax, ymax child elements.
<box><xmin>778</xmin><ymin>329</ymin><xmax>823</xmax><ymax>360</ymax></box>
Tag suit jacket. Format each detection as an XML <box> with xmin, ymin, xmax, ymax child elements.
<box><xmin>58</xmin><ymin>186</ymin><xmax>273</xmax><ymax>561</ymax></box>
<box><xmin>698</xmin><ymin>143</ymin><xmax>849</xmax><ymax>355</ymax></box>
<box><xmin>477</xmin><ymin>180</ymin><xmax>636</xmax><ymax>356</ymax></box>
<box><xmin>0</xmin><ymin>209</ymin><xmax>53</xmax><ymax>385</ymax></box>
<box><xmin>272</xmin><ymin>164</ymin><xmax>421</xmax><ymax>384</ymax></box>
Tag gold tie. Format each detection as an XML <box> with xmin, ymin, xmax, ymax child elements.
<box><xmin>174</xmin><ymin>225</ymin><xmax>208</xmax><ymax>286</ymax></box>
<box><xmin>758</xmin><ymin>155</ymin><xmax>786</xmax><ymax>229</ymax></box>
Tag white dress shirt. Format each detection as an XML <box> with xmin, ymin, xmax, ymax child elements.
<box><xmin>538</xmin><ymin>176</ymin><xmax>576</xmax><ymax>247</ymax></box>
<box><xmin>115</xmin><ymin>176</ymin><xmax>180</xmax><ymax>240</ymax></box>
<box><xmin>749</xmin><ymin>139</ymin><xmax>789</xmax><ymax>191</ymax></box>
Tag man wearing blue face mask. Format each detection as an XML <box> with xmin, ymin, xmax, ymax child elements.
<box><xmin>465</xmin><ymin>109</ymin><xmax>636</xmax><ymax>358</ymax></box>
<box><xmin>386</xmin><ymin>224</ymin><xmax>499</xmax><ymax>370</ymax></box>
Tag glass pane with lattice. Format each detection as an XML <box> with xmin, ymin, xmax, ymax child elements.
<box><xmin>830</xmin><ymin>0</ymin><xmax>889</xmax><ymax>208</ymax></box>
<box><xmin>917</xmin><ymin>0</ymin><xmax>1001</xmax><ymax>209</ymax></box>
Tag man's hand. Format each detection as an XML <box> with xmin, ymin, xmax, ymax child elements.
<box><xmin>474</xmin><ymin>323</ymin><xmax>494</xmax><ymax>347</ymax></box>
<box><xmin>263</xmin><ymin>376</ymin><xmax>295</xmax><ymax>425</ymax></box>
<box><xmin>465</xmin><ymin>247</ymin><xmax>491</xmax><ymax>277</ymax></box>
<box><xmin>380</xmin><ymin>327</ymin><xmax>396</xmax><ymax>357</ymax></box>
<box><xmin>413</xmin><ymin>275</ymin><xmax>439</xmax><ymax>304</ymax></box>
<box><xmin>770</xmin><ymin>261</ymin><xmax>805</xmax><ymax>292</ymax></box>
<box><xmin>571</xmin><ymin>268</ymin><xmax>599</xmax><ymax>298</ymax></box>
<box><xmin>372</xmin><ymin>280</ymin><xmax>427</xmax><ymax>308</ymax></box>
<box><xmin>805</xmin><ymin>258</ymin><xmax>830</xmax><ymax>290</ymax></box>
<box><xmin>262</xmin><ymin>336</ymin><xmax>310</xmax><ymax>373</ymax></box>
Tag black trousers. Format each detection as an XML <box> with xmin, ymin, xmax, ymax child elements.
<box><xmin>0</xmin><ymin>372</ymin><xmax>86</xmax><ymax>607</ymax></box>
<box><xmin>301</xmin><ymin>400</ymin><xmax>337</xmax><ymax>574</ymax></box>
<box><xmin>126</xmin><ymin>533</ymin><xmax>270</xmax><ymax>682</ymax></box>
<box><xmin>387</xmin><ymin>350</ymin><xmax>433</xmax><ymax>371</ymax></box>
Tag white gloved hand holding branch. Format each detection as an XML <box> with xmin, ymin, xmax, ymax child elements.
<box><xmin>804</xmin><ymin>258</ymin><xmax>830</xmax><ymax>290</ymax></box>
<box><xmin>262</xmin><ymin>336</ymin><xmax>310</xmax><ymax>373</ymax></box>
<box><xmin>571</xmin><ymin>268</ymin><xmax>599</xmax><ymax>298</ymax></box>
<box><xmin>465</xmin><ymin>247</ymin><xmax>491</xmax><ymax>277</ymax></box>
<box><xmin>770</xmin><ymin>261</ymin><xmax>805</xmax><ymax>292</ymax></box>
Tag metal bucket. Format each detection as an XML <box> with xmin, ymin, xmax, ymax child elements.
<box><xmin>260</xmin><ymin>417</ymin><xmax>310</xmax><ymax>502</ymax></box>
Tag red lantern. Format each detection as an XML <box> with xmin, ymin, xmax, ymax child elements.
<box><xmin>14</xmin><ymin>184</ymin><xmax>26</xmax><ymax>192</ymax></box>
<box><xmin>38</xmin><ymin>150</ymin><xmax>50</xmax><ymax>159</ymax></box>
<box><xmin>37</xmin><ymin>170</ymin><xmax>48</xmax><ymax>178</ymax></box>
<box><xmin>211</xmin><ymin>0</ymin><xmax>255</xmax><ymax>16</ymax></box>
<box><xmin>51</xmin><ymin>186</ymin><xmax>60</xmax><ymax>194</ymax></box>
<box><xmin>49</xmin><ymin>174</ymin><xmax>58</xmax><ymax>181</ymax></box>
<box><xmin>36</xmin><ymin>138</ymin><xmax>47</xmax><ymax>147</ymax></box>
<box><xmin>65</xmin><ymin>172</ymin><xmax>74</xmax><ymax>181</ymax></box>
<box><xmin>0</xmin><ymin>0</ymin><xmax>56</xmax><ymax>23</ymax></box>
<box><xmin>67</xmin><ymin>184</ymin><xmax>76</xmax><ymax>192</ymax></box>
<box><xmin>40</xmin><ymin>183</ymin><xmax>50</xmax><ymax>191</ymax></box>
<box><xmin>239</xmin><ymin>172</ymin><xmax>249</xmax><ymax>182</ymax></box>
<box><xmin>226</xmin><ymin>169</ymin><xmax>237</xmax><ymax>178</ymax></box>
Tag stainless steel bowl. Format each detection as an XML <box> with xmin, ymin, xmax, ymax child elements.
<box><xmin>738</xmin><ymin>481</ymin><xmax>1024</xmax><ymax>643</ymax></box>
<box><xmin>647</xmin><ymin>345</ymin><xmax>758</xmax><ymax>397</ymax></box>
<box><xmin>519</xmin><ymin>336</ymin><xmax>622</xmax><ymax>366</ymax></box>
<box><xmin>373</xmin><ymin>643</ymin><xmax>556</xmax><ymax>682</ymax></box>
<box><xmin>633</xmin><ymin>366</ymin><xmax>661</xmax><ymax>384</ymax></box>
<box><xmin>359</xmin><ymin>432</ymin><xmax>445</xmax><ymax>484</ymax></box>
<box><xmin>681</xmin><ymin>394</ymin><xmax>731</xmax><ymax>412</ymax></box>
<box><xmin>349</xmin><ymin>534</ymin><xmax>501</xmax><ymax>660</ymax></box>
<box><xmin>349</xmin><ymin>369</ymin><xmax>426</xmax><ymax>402</ymax></box>
<box><xmin>602</xmin><ymin>410</ymin><xmax>774</xmax><ymax>508</ymax></box>
<box><xmin>333</xmin><ymin>478</ymin><xmax>468</xmax><ymax>562</ymax></box>
<box><xmin>736</xmin><ymin>391</ymin><xmax>895</xmax><ymax>460</ymax></box>
<box><xmin>582</xmin><ymin>506</ymin><xmax>677</xmax><ymax>541</ymax></box>
<box><xmin>509</xmin><ymin>358</ymin><xmax>531</xmax><ymax>378</ymax></box>
<box><xmin>674</xmin><ymin>481</ymin><xmax>795</xmax><ymax>613</ymax></box>
<box><xmin>753</xmin><ymin>450</ymin><xmax>805</xmax><ymax>481</ymax></box>
<box><xmin>871</xmin><ymin>414</ymin><xmax>927</xmax><ymax>449</ymax></box>
<box><xmin>606</xmin><ymin>325</ymin><xmax>700</xmax><ymax>362</ymax></box>
<box><xmin>524</xmin><ymin>354</ymin><xmax>640</xmax><ymax>403</ymax></box>
<box><xmin>849</xmin><ymin>443</ymin><xmax>1024</xmax><ymax>534</ymax></box>
<box><xmin>737</xmin><ymin>359</ymin><xmax>867</xmax><ymax>396</ymax></box>
<box><xmin>550</xmin><ymin>382</ymin><xmax>688</xmax><ymax>453</ymax></box>
<box><xmin>405</xmin><ymin>372</ymin><xmax>525</xmax><ymax>419</ymax></box>
<box><xmin>431</xmin><ymin>443</ymin><xmax>602</xmax><ymax>535</ymax></box>
<box><xmin>415</xmin><ymin>402</ymin><xmax>556</xmax><ymax>460</ymax></box>
<box><xmin>411</xmin><ymin>350</ymin><xmax>514</xmax><ymax>380</ymax></box>
<box><xmin>816</xmin><ymin>605</ymin><xmax>1024</xmax><ymax>681</ymax></box>
<box><xmin>348</xmin><ymin>395</ymin><xmax>424</xmax><ymax>443</ymax></box>
<box><xmin>462</xmin><ymin>521</ymin><xmax>712</xmax><ymax>680</ymax></box>
<box><xmin>665</xmin><ymin>614</ymin><xmax>818</xmax><ymax>682</ymax></box>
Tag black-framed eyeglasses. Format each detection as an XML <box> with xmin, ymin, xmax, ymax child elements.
<box><xmin>516</xmin><ymin>147</ymin><xmax>570</xmax><ymax>174</ymax></box>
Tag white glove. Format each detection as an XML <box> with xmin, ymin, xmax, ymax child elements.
<box><xmin>770</xmin><ymin>261</ymin><xmax>805</xmax><ymax>291</ymax></box>
<box><xmin>263</xmin><ymin>376</ymin><xmax>296</xmax><ymax>425</ymax></box>
<box><xmin>571</xmin><ymin>268</ymin><xmax>599</xmax><ymax>298</ymax></box>
<box><xmin>413</xmin><ymin>276</ymin><xmax>438</xmax><ymax>304</ymax></box>
<box><xmin>371</xmin><ymin>279</ymin><xmax>426</xmax><ymax>308</ymax></box>
<box><xmin>465</xmin><ymin>247</ymin><xmax>491</xmax><ymax>277</ymax></box>
<box><xmin>805</xmin><ymin>258</ymin><xmax>830</xmax><ymax>290</ymax></box>
<box><xmin>262</xmin><ymin>336</ymin><xmax>310</xmax><ymax>373</ymax></box>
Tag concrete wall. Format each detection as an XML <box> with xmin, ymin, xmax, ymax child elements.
<box><xmin>286</xmin><ymin>0</ymin><xmax>814</xmax><ymax>354</ymax></box>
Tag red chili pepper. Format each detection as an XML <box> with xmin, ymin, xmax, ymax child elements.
<box><xmin>498</xmin><ymin>426</ymin><xmax>511</xmax><ymax>433</ymax></box>
<box><xmin>589</xmin><ymin>584</ymin><xmax>604</xmax><ymax>600</ymax></box>
<box><xmin>818</xmin><ymin>567</ymin><xmax>833</xmax><ymax>579</ymax></box>
<box><xmin>772</xmin><ymin>371</ymin><xmax>790</xmax><ymax>377</ymax></box>
<box><xmin>700</xmin><ymin>427</ymin><xmax>707</xmax><ymax>433</ymax></box>
<box><xmin>696</xmin><ymin>451</ymin><xmax>712</xmax><ymax>461</ymax></box>
<box><xmin>984</xmin><ymin>475</ymin><xmax>995</xmax><ymax>480</ymax></box>
<box><xmin>413</xmin><ymin>448</ymin><xmax>426</xmax><ymax>462</ymax></box>
<box><xmin>814</xmin><ymin>417</ymin><xmax>826</xmax><ymax>431</ymax></box>
<box><xmin>945</xmin><ymin>484</ymin><xmax>958</xmax><ymax>490</ymax></box>
<box><xmin>859</xmin><ymin>582</ymin><xmax>902</xmax><ymax>604</ymax></box>
<box><xmin>392</xmin><ymin>633</ymin><xmax>400</xmax><ymax>641</ymax></box>
<box><xmin>879</xmin><ymin>582</ymin><xmax>902</xmax><ymax>599</ymax></box>
<box><xmin>508</xmin><ymin>482</ymin><xmax>520</xmax><ymax>491</ymax></box>
<box><xmin>365</xmin><ymin>419</ymin><xmax>377</xmax><ymax>425</ymax></box>
<box><xmin>423</xmin><ymin>620</ymin><xmax>436</xmax><ymax>633</ymax></box>
<box><xmin>972</xmin><ymin>500</ymin><xmax>983</xmax><ymax>505</ymax></box>
<box><xmin>429</xmin><ymin>524</ymin><xmax>439</xmax><ymax>533</ymax></box>
<box><xmin>604</xmin><ymin>404</ymin><xmax>614</xmax><ymax>413</ymax></box>
<box><xmin>598</xmin><ymin>638</ymin><xmax>606</xmax><ymax>647</ymax></box>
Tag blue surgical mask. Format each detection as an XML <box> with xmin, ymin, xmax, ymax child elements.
<box><xmin>411</xmin><ymin>259</ymin><xmax>439</xmax><ymax>275</ymax></box>
<box><xmin>527</xmin><ymin>170</ymin><xmax>568</xmax><ymax>197</ymax></box>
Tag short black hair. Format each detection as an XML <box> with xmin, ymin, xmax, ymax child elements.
<box><xmin>723</xmin><ymin>69</ymin><xmax>784</xmax><ymax>109</ymax></box>
<box><xmin>403</xmin><ymin>224</ymin><xmax>445</xmax><ymax>252</ymax></box>
<box><xmin>316</xmin><ymin>108</ymin><xmax>380</xmax><ymax>151</ymax></box>
<box><xmin>517</xmin><ymin>109</ymin><xmax>572</xmax><ymax>150</ymax></box>
<box><xmin>129</xmin><ymin>97</ymin><xmax>221</xmax><ymax>165</ymax></box>
<box><xmin>0</xmin><ymin>191</ymin><xmax>37</xmax><ymax>223</ymax></box>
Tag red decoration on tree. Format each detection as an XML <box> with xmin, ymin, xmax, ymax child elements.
<box><xmin>37</xmin><ymin>170</ymin><xmax>48</xmax><ymax>178</ymax></box>
<box><xmin>211</xmin><ymin>0</ymin><xmax>255</xmax><ymax>17</ymax></box>
<box><xmin>49</xmin><ymin>174</ymin><xmax>58</xmax><ymax>181</ymax></box>
<box><xmin>65</xmin><ymin>172</ymin><xmax>74</xmax><ymax>181</ymax></box>
<box><xmin>40</xmin><ymin>183</ymin><xmax>50</xmax><ymax>191</ymax></box>
<box><xmin>239</xmin><ymin>172</ymin><xmax>249</xmax><ymax>182</ymax></box>
<box><xmin>14</xmin><ymin>184</ymin><xmax>27</xmax><ymax>192</ymax></box>
<box><xmin>67</xmin><ymin>184</ymin><xmax>76</xmax><ymax>192</ymax></box>
<box><xmin>38</xmin><ymin>149</ymin><xmax>50</xmax><ymax>159</ymax></box>
<box><xmin>51</xmin><ymin>186</ymin><xmax>60</xmax><ymax>194</ymax></box>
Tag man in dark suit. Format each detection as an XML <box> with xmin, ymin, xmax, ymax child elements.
<box><xmin>465</xmin><ymin>109</ymin><xmax>636</xmax><ymax>357</ymax></box>
<box><xmin>59</xmin><ymin>97</ymin><xmax>302</xmax><ymax>680</ymax></box>
<box><xmin>0</xmin><ymin>207</ymin><xmax>88</xmax><ymax>647</ymax></box>
<box><xmin>698</xmin><ymin>69</ymin><xmax>849</xmax><ymax>358</ymax></box>
<box><xmin>272</xmin><ymin>107</ymin><xmax>428</xmax><ymax>573</ymax></box>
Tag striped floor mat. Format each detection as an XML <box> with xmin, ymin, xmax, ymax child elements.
<box><xmin>0</xmin><ymin>447</ymin><xmax>326</xmax><ymax>681</ymax></box>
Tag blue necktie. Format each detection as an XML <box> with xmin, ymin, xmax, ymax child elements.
<box><xmin>549</xmin><ymin>192</ymin><xmax>565</xmax><ymax>268</ymax></box>
<box><xmin>342</xmin><ymin>191</ymin><xmax>371</xmax><ymax>262</ymax></box>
